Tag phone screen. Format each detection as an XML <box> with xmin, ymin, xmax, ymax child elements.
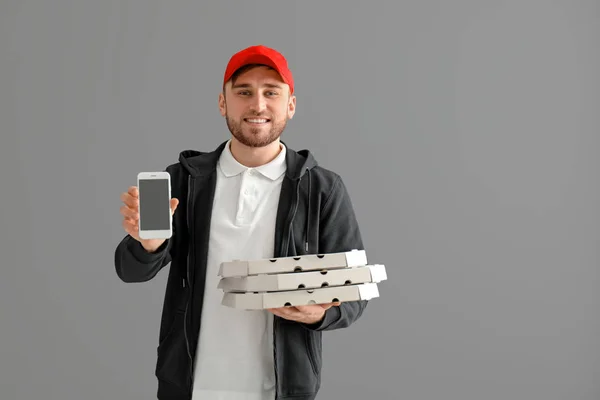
<box><xmin>138</xmin><ymin>178</ymin><xmax>170</xmax><ymax>231</ymax></box>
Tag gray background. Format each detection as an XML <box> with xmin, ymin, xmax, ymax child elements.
<box><xmin>1</xmin><ymin>1</ymin><xmax>598</xmax><ymax>399</ymax></box>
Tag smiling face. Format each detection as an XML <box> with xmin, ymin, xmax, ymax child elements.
<box><xmin>219</xmin><ymin>65</ymin><xmax>296</xmax><ymax>148</ymax></box>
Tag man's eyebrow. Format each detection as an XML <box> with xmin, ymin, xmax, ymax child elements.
<box><xmin>231</xmin><ymin>82</ymin><xmax>284</xmax><ymax>89</ymax></box>
<box><xmin>263</xmin><ymin>83</ymin><xmax>283</xmax><ymax>89</ymax></box>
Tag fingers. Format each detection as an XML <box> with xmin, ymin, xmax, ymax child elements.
<box><xmin>267</xmin><ymin>308</ymin><xmax>286</xmax><ymax>319</ymax></box>
<box><xmin>170</xmin><ymin>198</ymin><xmax>179</xmax><ymax>214</ymax></box>
<box><xmin>120</xmin><ymin>204</ymin><xmax>138</xmax><ymax>220</ymax></box>
<box><xmin>268</xmin><ymin>307</ymin><xmax>301</xmax><ymax>319</ymax></box>
<box><xmin>321</xmin><ymin>301</ymin><xmax>341</xmax><ymax>309</ymax></box>
<box><xmin>120</xmin><ymin>187</ymin><xmax>139</xmax><ymax>237</ymax></box>
<box><xmin>128</xmin><ymin>186</ymin><xmax>138</xmax><ymax>198</ymax></box>
<box><xmin>294</xmin><ymin>305</ymin><xmax>315</xmax><ymax>313</ymax></box>
<box><xmin>122</xmin><ymin>217</ymin><xmax>139</xmax><ymax>237</ymax></box>
<box><xmin>270</xmin><ymin>303</ymin><xmax>340</xmax><ymax>317</ymax></box>
<box><xmin>296</xmin><ymin>302</ymin><xmax>340</xmax><ymax>312</ymax></box>
<box><xmin>269</xmin><ymin>304</ymin><xmax>331</xmax><ymax>324</ymax></box>
<box><xmin>271</xmin><ymin>309</ymin><xmax>301</xmax><ymax>321</ymax></box>
<box><xmin>120</xmin><ymin>191</ymin><xmax>138</xmax><ymax>209</ymax></box>
<box><xmin>268</xmin><ymin>306</ymin><xmax>297</xmax><ymax>314</ymax></box>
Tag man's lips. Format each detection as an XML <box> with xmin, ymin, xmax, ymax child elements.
<box><xmin>244</xmin><ymin>117</ymin><xmax>270</xmax><ymax>124</ymax></box>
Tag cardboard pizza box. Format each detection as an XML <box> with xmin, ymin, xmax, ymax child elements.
<box><xmin>221</xmin><ymin>282</ymin><xmax>380</xmax><ymax>310</ymax></box>
<box><xmin>218</xmin><ymin>264</ymin><xmax>387</xmax><ymax>293</ymax></box>
<box><xmin>218</xmin><ymin>249</ymin><xmax>368</xmax><ymax>278</ymax></box>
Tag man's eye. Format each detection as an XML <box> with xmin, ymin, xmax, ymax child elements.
<box><xmin>266</xmin><ymin>91</ymin><xmax>278</xmax><ymax>96</ymax></box>
<box><xmin>238</xmin><ymin>90</ymin><xmax>250</xmax><ymax>95</ymax></box>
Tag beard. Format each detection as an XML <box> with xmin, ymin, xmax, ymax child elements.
<box><xmin>226</xmin><ymin>112</ymin><xmax>288</xmax><ymax>148</ymax></box>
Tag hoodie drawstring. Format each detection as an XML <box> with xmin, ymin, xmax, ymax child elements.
<box><xmin>304</xmin><ymin>168</ymin><xmax>311</xmax><ymax>252</ymax></box>
<box><xmin>288</xmin><ymin>167</ymin><xmax>312</xmax><ymax>255</ymax></box>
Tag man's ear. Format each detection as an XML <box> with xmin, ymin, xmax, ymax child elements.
<box><xmin>287</xmin><ymin>93</ymin><xmax>296</xmax><ymax>119</ymax></box>
<box><xmin>218</xmin><ymin>92</ymin><xmax>226</xmax><ymax>117</ymax></box>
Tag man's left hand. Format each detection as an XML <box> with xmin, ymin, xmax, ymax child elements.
<box><xmin>267</xmin><ymin>302</ymin><xmax>341</xmax><ymax>325</ymax></box>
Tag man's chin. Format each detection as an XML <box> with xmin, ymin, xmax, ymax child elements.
<box><xmin>233</xmin><ymin>132</ymin><xmax>280</xmax><ymax>148</ymax></box>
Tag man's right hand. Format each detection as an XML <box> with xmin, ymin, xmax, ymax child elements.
<box><xmin>120</xmin><ymin>186</ymin><xmax>179</xmax><ymax>253</ymax></box>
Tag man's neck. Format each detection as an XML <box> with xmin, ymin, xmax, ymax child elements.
<box><xmin>229</xmin><ymin>138</ymin><xmax>282</xmax><ymax>168</ymax></box>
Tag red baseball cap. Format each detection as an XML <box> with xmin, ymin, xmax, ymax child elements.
<box><xmin>223</xmin><ymin>45</ymin><xmax>294</xmax><ymax>94</ymax></box>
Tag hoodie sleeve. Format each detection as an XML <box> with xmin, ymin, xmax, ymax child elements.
<box><xmin>114</xmin><ymin>165</ymin><xmax>177</xmax><ymax>283</ymax></box>
<box><xmin>305</xmin><ymin>174</ymin><xmax>368</xmax><ymax>331</ymax></box>
<box><xmin>114</xmin><ymin>234</ymin><xmax>173</xmax><ymax>283</ymax></box>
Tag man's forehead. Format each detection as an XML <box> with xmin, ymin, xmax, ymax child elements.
<box><xmin>230</xmin><ymin>76</ymin><xmax>288</xmax><ymax>90</ymax></box>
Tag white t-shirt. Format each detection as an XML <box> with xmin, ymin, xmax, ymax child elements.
<box><xmin>191</xmin><ymin>140</ymin><xmax>286</xmax><ymax>400</ymax></box>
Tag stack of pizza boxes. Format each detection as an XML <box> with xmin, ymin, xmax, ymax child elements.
<box><xmin>217</xmin><ymin>249</ymin><xmax>386</xmax><ymax>310</ymax></box>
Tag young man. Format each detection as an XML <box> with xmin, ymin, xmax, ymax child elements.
<box><xmin>115</xmin><ymin>45</ymin><xmax>368</xmax><ymax>400</ymax></box>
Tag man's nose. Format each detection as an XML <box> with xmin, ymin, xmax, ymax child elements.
<box><xmin>250</xmin><ymin>94</ymin><xmax>267</xmax><ymax>113</ymax></box>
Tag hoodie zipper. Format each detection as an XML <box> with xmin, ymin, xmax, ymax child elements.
<box><xmin>184</xmin><ymin>175</ymin><xmax>194</xmax><ymax>387</ymax></box>
<box><xmin>274</xmin><ymin>177</ymin><xmax>302</xmax><ymax>399</ymax></box>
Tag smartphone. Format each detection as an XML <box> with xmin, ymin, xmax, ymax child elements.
<box><xmin>137</xmin><ymin>171</ymin><xmax>172</xmax><ymax>240</ymax></box>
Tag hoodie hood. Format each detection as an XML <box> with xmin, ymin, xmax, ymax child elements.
<box><xmin>177</xmin><ymin>140</ymin><xmax>318</xmax><ymax>180</ymax></box>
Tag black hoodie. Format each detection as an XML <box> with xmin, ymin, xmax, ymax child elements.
<box><xmin>114</xmin><ymin>140</ymin><xmax>368</xmax><ymax>399</ymax></box>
